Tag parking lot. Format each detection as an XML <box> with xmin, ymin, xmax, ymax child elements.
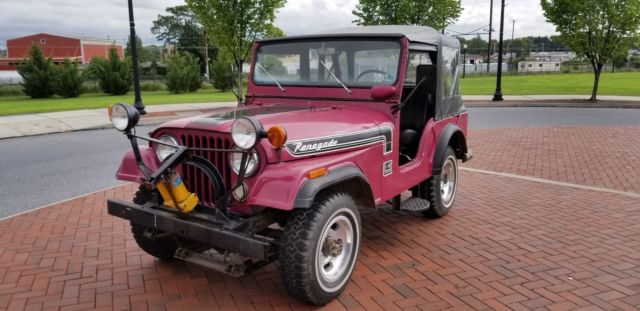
<box><xmin>1</xmin><ymin>125</ymin><xmax>639</xmax><ymax>310</ymax></box>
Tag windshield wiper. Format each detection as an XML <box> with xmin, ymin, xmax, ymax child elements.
<box><xmin>256</xmin><ymin>63</ymin><xmax>285</xmax><ymax>92</ymax></box>
<box><xmin>320</xmin><ymin>60</ymin><xmax>352</xmax><ymax>95</ymax></box>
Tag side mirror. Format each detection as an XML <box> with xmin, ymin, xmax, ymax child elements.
<box><xmin>371</xmin><ymin>85</ymin><xmax>397</xmax><ymax>100</ymax></box>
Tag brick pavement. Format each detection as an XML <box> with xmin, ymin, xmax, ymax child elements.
<box><xmin>466</xmin><ymin>127</ymin><xmax>640</xmax><ymax>194</ymax></box>
<box><xmin>1</xmin><ymin>127</ymin><xmax>640</xmax><ymax>310</ymax></box>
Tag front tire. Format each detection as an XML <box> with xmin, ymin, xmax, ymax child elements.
<box><xmin>423</xmin><ymin>146</ymin><xmax>459</xmax><ymax>218</ymax></box>
<box><xmin>130</xmin><ymin>187</ymin><xmax>206</xmax><ymax>261</ymax></box>
<box><xmin>279</xmin><ymin>192</ymin><xmax>361</xmax><ymax>305</ymax></box>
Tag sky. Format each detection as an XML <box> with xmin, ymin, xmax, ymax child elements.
<box><xmin>0</xmin><ymin>0</ymin><xmax>558</xmax><ymax>48</ymax></box>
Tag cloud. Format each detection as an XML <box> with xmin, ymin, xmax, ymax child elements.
<box><xmin>0</xmin><ymin>0</ymin><xmax>557</xmax><ymax>48</ymax></box>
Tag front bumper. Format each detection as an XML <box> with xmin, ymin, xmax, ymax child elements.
<box><xmin>107</xmin><ymin>199</ymin><xmax>271</xmax><ymax>260</ymax></box>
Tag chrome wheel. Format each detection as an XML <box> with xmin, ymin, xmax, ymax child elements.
<box><xmin>315</xmin><ymin>210</ymin><xmax>356</xmax><ymax>291</ymax></box>
<box><xmin>439</xmin><ymin>155</ymin><xmax>458</xmax><ymax>208</ymax></box>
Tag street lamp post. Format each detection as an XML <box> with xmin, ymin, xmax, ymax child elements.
<box><xmin>492</xmin><ymin>0</ymin><xmax>506</xmax><ymax>101</ymax></box>
<box><xmin>463</xmin><ymin>44</ymin><xmax>468</xmax><ymax>79</ymax></box>
<box><xmin>127</xmin><ymin>0</ymin><xmax>146</xmax><ymax>115</ymax></box>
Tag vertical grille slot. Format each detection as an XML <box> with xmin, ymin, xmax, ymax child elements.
<box><xmin>178</xmin><ymin>132</ymin><xmax>232</xmax><ymax>207</ymax></box>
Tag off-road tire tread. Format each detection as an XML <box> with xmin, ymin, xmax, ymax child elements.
<box><xmin>130</xmin><ymin>188</ymin><xmax>178</xmax><ymax>261</ymax></box>
<box><xmin>279</xmin><ymin>192</ymin><xmax>359</xmax><ymax>305</ymax></box>
<box><xmin>423</xmin><ymin>147</ymin><xmax>456</xmax><ymax>218</ymax></box>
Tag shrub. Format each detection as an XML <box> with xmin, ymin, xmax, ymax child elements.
<box><xmin>88</xmin><ymin>47</ymin><xmax>132</xmax><ymax>95</ymax></box>
<box><xmin>211</xmin><ymin>60</ymin><xmax>231</xmax><ymax>91</ymax></box>
<box><xmin>53</xmin><ymin>58</ymin><xmax>85</xmax><ymax>98</ymax></box>
<box><xmin>166</xmin><ymin>52</ymin><xmax>202</xmax><ymax>94</ymax></box>
<box><xmin>17</xmin><ymin>45</ymin><xmax>55</xmax><ymax>98</ymax></box>
<box><xmin>0</xmin><ymin>85</ymin><xmax>24</xmax><ymax>97</ymax></box>
<box><xmin>140</xmin><ymin>81</ymin><xmax>166</xmax><ymax>92</ymax></box>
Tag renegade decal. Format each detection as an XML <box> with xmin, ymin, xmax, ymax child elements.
<box><xmin>285</xmin><ymin>127</ymin><xmax>393</xmax><ymax>157</ymax></box>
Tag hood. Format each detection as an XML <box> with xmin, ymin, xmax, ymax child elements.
<box><xmin>157</xmin><ymin>103</ymin><xmax>393</xmax><ymax>160</ymax></box>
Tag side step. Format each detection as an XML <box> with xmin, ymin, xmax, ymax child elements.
<box><xmin>400</xmin><ymin>197</ymin><xmax>431</xmax><ymax>212</ymax></box>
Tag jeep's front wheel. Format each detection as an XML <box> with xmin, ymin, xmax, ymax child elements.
<box><xmin>423</xmin><ymin>146</ymin><xmax>458</xmax><ymax>218</ymax></box>
<box><xmin>279</xmin><ymin>193</ymin><xmax>361</xmax><ymax>305</ymax></box>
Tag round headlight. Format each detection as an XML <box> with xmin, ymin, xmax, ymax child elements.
<box><xmin>111</xmin><ymin>103</ymin><xmax>139</xmax><ymax>132</ymax></box>
<box><xmin>231</xmin><ymin>117</ymin><xmax>263</xmax><ymax>150</ymax></box>
<box><xmin>155</xmin><ymin>135</ymin><xmax>179</xmax><ymax>161</ymax></box>
<box><xmin>229</xmin><ymin>150</ymin><xmax>259</xmax><ymax>177</ymax></box>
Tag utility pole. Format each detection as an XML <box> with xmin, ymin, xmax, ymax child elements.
<box><xmin>463</xmin><ymin>44</ymin><xmax>468</xmax><ymax>78</ymax></box>
<box><xmin>487</xmin><ymin>0</ymin><xmax>494</xmax><ymax>75</ymax></box>
<box><xmin>204</xmin><ymin>30</ymin><xmax>210</xmax><ymax>80</ymax></box>
<box><xmin>492</xmin><ymin>0</ymin><xmax>506</xmax><ymax>101</ymax></box>
<box><xmin>510</xmin><ymin>19</ymin><xmax>515</xmax><ymax>72</ymax></box>
<box><xmin>127</xmin><ymin>0</ymin><xmax>146</xmax><ymax>115</ymax></box>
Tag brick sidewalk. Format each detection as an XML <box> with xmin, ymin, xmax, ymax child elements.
<box><xmin>466</xmin><ymin>126</ymin><xmax>640</xmax><ymax>194</ymax></box>
<box><xmin>1</xmin><ymin>127</ymin><xmax>640</xmax><ymax>310</ymax></box>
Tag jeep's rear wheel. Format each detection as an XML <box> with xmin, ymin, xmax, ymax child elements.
<box><xmin>423</xmin><ymin>146</ymin><xmax>458</xmax><ymax>218</ymax></box>
<box><xmin>279</xmin><ymin>192</ymin><xmax>361</xmax><ymax>305</ymax></box>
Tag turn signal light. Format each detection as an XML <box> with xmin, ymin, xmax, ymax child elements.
<box><xmin>308</xmin><ymin>167</ymin><xmax>328</xmax><ymax>179</ymax></box>
<box><xmin>107</xmin><ymin>104</ymin><xmax>113</xmax><ymax>119</ymax></box>
<box><xmin>267</xmin><ymin>125</ymin><xmax>287</xmax><ymax>148</ymax></box>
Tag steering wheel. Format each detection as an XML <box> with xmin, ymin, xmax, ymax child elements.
<box><xmin>356</xmin><ymin>69</ymin><xmax>391</xmax><ymax>82</ymax></box>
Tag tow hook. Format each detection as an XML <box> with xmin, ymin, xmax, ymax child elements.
<box><xmin>322</xmin><ymin>238</ymin><xmax>344</xmax><ymax>257</ymax></box>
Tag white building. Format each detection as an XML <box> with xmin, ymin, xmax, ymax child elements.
<box><xmin>529</xmin><ymin>51</ymin><xmax>576</xmax><ymax>62</ymax></box>
<box><xmin>518</xmin><ymin>61</ymin><xmax>561</xmax><ymax>73</ymax></box>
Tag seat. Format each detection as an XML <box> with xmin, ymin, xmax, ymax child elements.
<box><xmin>399</xmin><ymin>65</ymin><xmax>436</xmax><ymax>160</ymax></box>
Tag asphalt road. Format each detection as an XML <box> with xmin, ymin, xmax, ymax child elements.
<box><xmin>1</xmin><ymin>107</ymin><xmax>639</xmax><ymax>219</ymax></box>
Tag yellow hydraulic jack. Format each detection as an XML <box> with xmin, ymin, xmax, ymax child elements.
<box><xmin>155</xmin><ymin>170</ymin><xmax>199</xmax><ymax>213</ymax></box>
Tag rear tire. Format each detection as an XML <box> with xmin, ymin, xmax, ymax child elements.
<box><xmin>423</xmin><ymin>146</ymin><xmax>458</xmax><ymax>218</ymax></box>
<box><xmin>279</xmin><ymin>192</ymin><xmax>361</xmax><ymax>305</ymax></box>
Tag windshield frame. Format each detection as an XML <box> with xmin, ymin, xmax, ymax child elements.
<box><xmin>251</xmin><ymin>37</ymin><xmax>404</xmax><ymax>90</ymax></box>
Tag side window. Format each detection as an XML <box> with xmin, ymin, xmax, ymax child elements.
<box><xmin>404</xmin><ymin>52</ymin><xmax>432</xmax><ymax>84</ymax></box>
<box><xmin>441</xmin><ymin>46</ymin><xmax>460</xmax><ymax>97</ymax></box>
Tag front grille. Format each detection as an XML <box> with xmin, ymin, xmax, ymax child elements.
<box><xmin>179</xmin><ymin>132</ymin><xmax>233</xmax><ymax>207</ymax></box>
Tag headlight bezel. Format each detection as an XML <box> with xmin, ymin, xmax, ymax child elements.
<box><xmin>155</xmin><ymin>134</ymin><xmax>180</xmax><ymax>162</ymax></box>
<box><xmin>231</xmin><ymin>117</ymin><xmax>264</xmax><ymax>150</ymax></box>
<box><xmin>110</xmin><ymin>103</ymin><xmax>140</xmax><ymax>132</ymax></box>
<box><xmin>228</xmin><ymin>149</ymin><xmax>260</xmax><ymax>177</ymax></box>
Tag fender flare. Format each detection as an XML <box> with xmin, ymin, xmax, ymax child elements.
<box><xmin>293</xmin><ymin>164</ymin><xmax>372</xmax><ymax>208</ymax></box>
<box><xmin>432</xmin><ymin>124</ymin><xmax>467</xmax><ymax>175</ymax></box>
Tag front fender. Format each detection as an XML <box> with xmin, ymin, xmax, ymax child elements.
<box><xmin>115</xmin><ymin>146</ymin><xmax>162</xmax><ymax>183</ymax></box>
<box><xmin>247</xmin><ymin>149</ymin><xmax>373</xmax><ymax>211</ymax></box>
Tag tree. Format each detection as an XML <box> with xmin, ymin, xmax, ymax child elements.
<box><xmin>152</xmin><ymin>5</ymin><xmax>216</xmax><ymax>74</ymax></box>
<box><xmin>211</xmin><ymin>59</ymin><xmax>231</xmax><ymax>91</ymax></box>
<box><xmin>541</xmin><ymin>0</ymin><xmax>640</xmax><ymax>101</ymax></box>
<box><xmin>165</xmin><ymin>52</ymin><xmax>203</xmax><ymax>93</ymax></box>
<box><xmin>186</xmin><ymin>0</ymin><xmax>286</xmax><ymax>103</ymax></box>
<box><xmin>88</xmin><ymin>47</ymin><xmax>132</xmax><ymax>95</ymax></box>
<box><xmin>125</xmin><ymin>36</ymin><xmax>163</xmax><ymax>63</ymax></box>
<box><xmin>17</xmin><ymin>45</ymin><xmax>55</xmax><ymax>98</ymax></box>
<box><xmin>53</xmin><ymin>58</ymin><xmax>85</xmax><ymax>98</ymax></box>
<box><xmin>353</xmin><ymin>0</ymin><xmax>462</xmax><ymax>31</ymax></box>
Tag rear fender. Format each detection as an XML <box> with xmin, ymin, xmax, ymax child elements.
<box><xmin>116</xmin><ymin>146</ymin><xmax>162</xmax><ymax>183</ymax></box>
<box><xmin>432</xmin><ymin>124</ymin><xmax>467</xmax><ymax>175</ymax></box>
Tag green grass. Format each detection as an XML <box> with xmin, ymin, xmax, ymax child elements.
<box><xmin>0</xmin><ymin>89</ymin><xmax>236</xmax><ymax>116</ymax></box>
<box><xmin>461</xmin><ymin>71</ymin><xmax>640</xmax><ymax>96</ymax></box>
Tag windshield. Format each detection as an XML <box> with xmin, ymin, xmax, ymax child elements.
<box><xmin>253</xmin><ymin>39</ymin><xmax>402</xmax><ymax>88</ymax></box>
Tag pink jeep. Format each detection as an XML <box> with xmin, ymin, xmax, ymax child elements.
<box><xmin>107</xmin><ymin>25</ymin><xmax>472</xmax><ymax>305</ymax></box>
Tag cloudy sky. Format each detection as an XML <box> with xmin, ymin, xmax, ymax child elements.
<box><xmin>0</xmin><ymin>0</ymin><xmax>557</xmax><ymax>47</ymax></box>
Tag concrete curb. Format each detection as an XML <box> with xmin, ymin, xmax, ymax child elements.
<box><xmin>465</xmin><ymin>99</ymin><xmax>640</xmax><ymax>109</ymax></box>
